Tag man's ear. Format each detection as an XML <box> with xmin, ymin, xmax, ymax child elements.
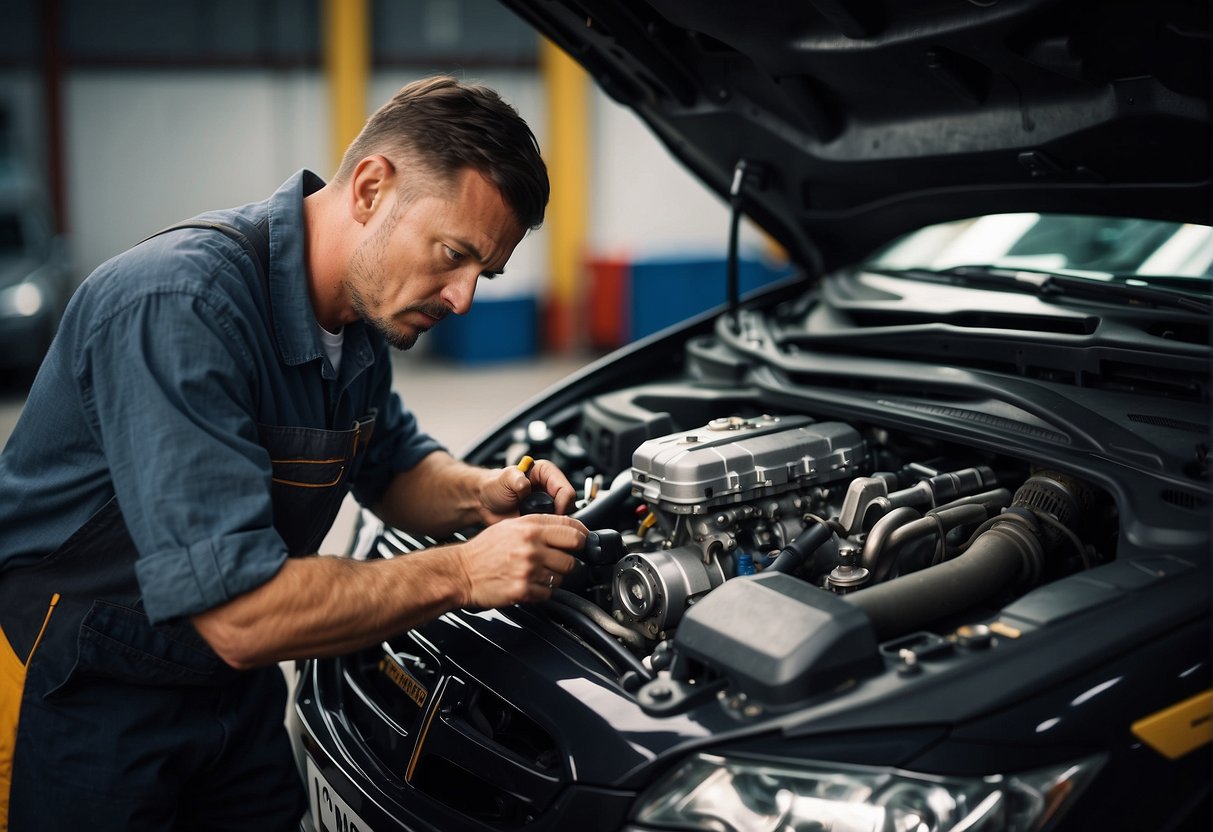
<box><xmin>349</xmin><ymin>155</ymin><xmax>395</xmax><ymax>224</ymax></box>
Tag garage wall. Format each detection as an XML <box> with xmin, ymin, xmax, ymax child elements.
<box><xmin>589</xmin><ymin>88</ymin><xmax>769</xmax><ymax>260</ymax></box>
<box><xmin>66</xmin><ymin>71</ymin><xmax>325</xmax><ymax>273</ymax></box>
<box><xmin>0</xmin><ymin>71</ymin><xmax>44</xmax><ymax>175</ymax></box>
<box><xmin>3</xmin><ymin>64</ymin><xmax>767</xmax><ymax>309</ymax></box>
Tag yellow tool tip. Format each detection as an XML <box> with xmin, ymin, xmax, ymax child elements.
<box><xmin>516</xmin><ymin>455</ymin><xmax>535</xmax><ymax>474</ymax></box>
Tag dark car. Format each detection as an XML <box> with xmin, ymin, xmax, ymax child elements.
<box><xmin>288</xmin><ymin>2</ymin><xmax>1211</xmax><ymax>830</ymax></box>
<box><xmin>0</xmin><ymin>167</ymin><xmax>73</xmax><ymax>379</ymax></box>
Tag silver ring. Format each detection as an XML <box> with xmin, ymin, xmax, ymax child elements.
<box><xmin>547</xmin><ymin>574</ymin><xmax>555</xmax><ymax>588</ymax></box>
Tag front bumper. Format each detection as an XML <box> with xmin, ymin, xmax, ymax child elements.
<box><xmin>289</xmin><ymin>596</ymin><xmax>1211</xmax><ymax>832</ymax></box>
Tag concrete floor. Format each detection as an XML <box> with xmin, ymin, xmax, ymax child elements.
<box><xmin>386</xmin><ymin>344</ymin><xmax>593</xmax><ymax>457</ymax></box>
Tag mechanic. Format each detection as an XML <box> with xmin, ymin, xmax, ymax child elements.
<box><xmin>0</xmin><ymin>76</ymin><xmax>585</xmax><ymax>830</ymax></box>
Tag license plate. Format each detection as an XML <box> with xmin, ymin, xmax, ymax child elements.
<box><xmin>307</xmin><ymin>756</ymin><xmax>371</xmax><ymax>832</ymax></box>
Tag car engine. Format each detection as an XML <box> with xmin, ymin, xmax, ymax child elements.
<box><xmin>615</xmin><ymin>414</ymin><xmax>867</xmax><ymax>637</ymax></box>
<box><xmin>478</xmin><ymin>379</ymin><xmax>1118</xmax><ymax>713</ymax></box>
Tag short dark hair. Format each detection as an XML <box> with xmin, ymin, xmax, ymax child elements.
<box><xmin>334</xmin><ymin>76</ymin><xmax>549</xmax><ymax>230</ymax></box>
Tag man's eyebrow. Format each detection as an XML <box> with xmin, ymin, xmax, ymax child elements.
<box><xmin>452</xmin><ymin>237</ymin><xmax>506</xmax><ymax>276</ymax></box>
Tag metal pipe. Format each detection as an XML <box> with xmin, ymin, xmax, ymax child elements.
<box><xmin>324</xmin><ymin>0</ymin><xmax>369</xmax><ymax>172</ymax></box>
<box><xmin>550</xmin><ymin>588</ymin><xmax>648</xmax><ymax>650</ymax></box>
<box><xmin>540</xmin><ymin>599</ymin><xmax>653</xmax><ymax>682</ymax></box>
<box><xmin>860</xmin><ymin>506</ymin><xmax>920</xmax><ymax>574</ymax></box>
<box><xmin>541</xmin><ymin>37</ymin><xmax>590</xmax><ymax>351</ymax></box>
<box><xmin>875</xmin><ymin>503</ymin><xmax>991</xmax><ymax>580</ymax></box>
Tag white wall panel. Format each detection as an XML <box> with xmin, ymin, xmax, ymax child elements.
<box><xmin>66</xmin><ymin>70</ymin><xmax>325</xmax><ymax>276</ymax></box>
<box><xmin>59</xmin><ymin>69</ymin><xmax>770</xmax><ymax>303</ymax></box>
<box><xmin>588</xmin><ymin>87</ymin><xmax>771</xmax><ymax>261</ymax></box>
<box><xmin>0</xmin><ymin>70</ymin><xmax>47</xmax><ymax>176</ymax></box>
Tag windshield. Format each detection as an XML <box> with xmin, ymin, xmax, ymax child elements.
<box><xmin>867</xmin><ymin>214</ymin><xmax>1213</xmax><ymax>288</ymax></box>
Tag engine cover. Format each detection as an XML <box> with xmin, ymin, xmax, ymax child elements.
<box><xmin>630</xmin><ymin>415</ymin><xmax>866</xmax><ymax>514</ymax></box>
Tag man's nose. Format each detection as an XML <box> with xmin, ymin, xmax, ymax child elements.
<box><xmin>441</xmin><ymin>268</ymin><xmax>479</xmax><ymax>316</ymax></box>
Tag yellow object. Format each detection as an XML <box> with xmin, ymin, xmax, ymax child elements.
<box><xmin>1</xmin><ymin>593</ymin><xmax>59</xmax><ymax>831</ymax></box>
<box><xmin>540</xmin><ymin>37</ymin><xmax>589</xmax><ymax>351</ymax></box>
<box><xmin>637</xmin><ymin>512</ymin><xmax>657</xmax><ymax>537</ymax></box>
<box><xmin>988</xmin><ymin>620</ymin><xmax>1022</xmax><ymax>639</ymax></box>
<box><xmin>1131</xmin><ymin>690</ymin><xmax>1213</xmax><ymax>761</ymax></box>
<box><xmin>406</xmin><ymin>683</ymin><xmax>446</xmax><ymax>783</ymax></box>
<box><xmin>377</xmin><ymin>655</ymin><xmax>428</xmax><ymax>709</ymax></box>
<box><xmin>325</xmin><ymin>0</ymin><xmax>370</xmax><ymax>174</ymax></box>
<box><xmin>516</xmin><ymin>455</ymin><xmax>535</xmax><ymax>474</ymax></box>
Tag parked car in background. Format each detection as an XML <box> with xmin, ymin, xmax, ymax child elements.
<box><xmin>0</xmin><ymin>167</ymin><xmax>72</xmax><ymax>380</ymax></box>
<box><xmin>290</xmin><ymin>1</ymin><xmax>1211</xmax><ymax>830</ymax></box>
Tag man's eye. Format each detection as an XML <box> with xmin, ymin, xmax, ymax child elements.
<box><xmin>444</xmin><ymin>245</ymin><xmax>465</xmax><ymax>263</ymax></box>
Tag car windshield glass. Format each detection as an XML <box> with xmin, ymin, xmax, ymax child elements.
<box><xmin>866</xmin><ymin>214</ymin><xmax>1213</xmax><ymax>294</ymax></box>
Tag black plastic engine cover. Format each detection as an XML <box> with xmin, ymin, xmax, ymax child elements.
<box><xmin>674</xmin><ymin>571</ymin><xmax>883</xmax><ymax>705</ymax></box>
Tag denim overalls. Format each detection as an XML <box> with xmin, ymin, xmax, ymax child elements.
<box><xmin>0</xmin><ymin>221</ymin><xmax>376</xmax><ymax>830</ymax></box>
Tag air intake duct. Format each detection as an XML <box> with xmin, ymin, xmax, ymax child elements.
<box><xmin>845</xmin><ymin>471</ymin><xmax>1089</xmax><ymax>641</ymax></box>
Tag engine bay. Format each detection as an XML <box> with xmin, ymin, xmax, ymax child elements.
<box><xmin>471</xmin><ymin>375</ymin><xmax>1123</xmax><ymax>714</ymax></box>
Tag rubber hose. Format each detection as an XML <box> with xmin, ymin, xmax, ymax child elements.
<box><xmin>767</xmin><ymin>520</ymin><xmax>833</xmax><ymax>574</ymax></box>
<box><xmin>572</xmin><ymin>469</ymin><xmax>633</xmax><ymax>529</ymax></box>
<box><xmin>846</xmin><ymin>514</ymin><xmax>1042</xmax><ymax>641</ymax></box>
<box><xmin>872</xmin><ymin>503</ymin><xmax>991</xmax><ymax>581</ymax></box>
<box><xmin>540</xmin><ymin>599</ymin><xmax>653</xmax><ymax>681</ymax></box>
<box><xmin>550</xmin><ymin>588</ymin><xmax>649</xmax><ymax>650</ymax></box>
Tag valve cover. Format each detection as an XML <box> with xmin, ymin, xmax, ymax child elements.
<box><xmin>630</xmin><ymin>415</ymin><xmax>866</xmax><ymax>514</ymax></box>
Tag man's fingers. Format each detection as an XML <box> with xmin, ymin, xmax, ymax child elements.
<box><xmin>537</xmin><ymin>547</ymin><xmax>579</xmax><ymax>577</ymax></box>
<box><xmin>458</xmin><ymin>512</ymin><xmax>588</xmax><ymax>608</ymax></box>
<box><xmin>504</xmin><ymin>467</ymin><xmax>531</xmax><ymax>498</ymax></box>
<box><xmin>482</xmin><ymin>459</ymin><xmax>577</xmax><ymax>519</ymax></box>
<box><xmin>530</xmin><ymin>514</ymin><xmax>587</xmax><ymax>551</ymax></box>
<box><xmin>529</xmin><ymin>459</ymin><xmax>577</xmax><ymax>514</ymax></box>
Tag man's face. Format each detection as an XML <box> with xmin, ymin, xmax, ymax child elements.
<box><xmin>345</xmin><ymin>167</ymin><xmax>525</xmax><ymax>350</ymax></box>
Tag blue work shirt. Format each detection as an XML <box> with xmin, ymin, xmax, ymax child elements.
<box><xmin>0</xmin><ymin>170</ymin><xmax>444</xmax><ymax>623</ymax></box>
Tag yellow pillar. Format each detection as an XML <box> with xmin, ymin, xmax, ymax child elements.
<box><xmin>540</xmin><ymin>37</ymin><xmax>589</xmax><ymax>352</ymax></box>
<box><xmin>325</xmin><ymin>0</ymin><xmax>370</xmax><ymax>173</ymax></box>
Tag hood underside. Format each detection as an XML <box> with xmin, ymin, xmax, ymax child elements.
<box><xmin>504</xmin><ymin>0</ymin><xmax>1211</xmax><ymax>272</ymax></box>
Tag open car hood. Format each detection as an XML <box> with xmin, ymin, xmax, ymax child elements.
<box><xmin>503</xmin><ymin>0</ymin><xmax>1211</xmax><ymax>273</ymax></box>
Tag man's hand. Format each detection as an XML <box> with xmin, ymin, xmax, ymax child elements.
<box><xmin>194</xmin><ymin>512</ymin><xmax>587</xmax><ymax>668</ymax></box>
<box><xmin>453</xmin><ymin>513</ymin><xmax>587</xmax><ymax>607</ymax></box>
<box><xmin>478</xmin><ymin>458</ymin><xmax>577</xmax><ymax>524</ymax></box>
<box><xmin>374</xmin><ymin>452</ymin><xmax>578</xmax><ymax>537</ymax></box>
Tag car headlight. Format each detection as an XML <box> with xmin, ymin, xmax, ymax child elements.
<box><xmin>634</xmin><ymin>752</ymin><xmax>1104</xmax><ymax>832</ymax></box>
<box><xmin>0</xmin><ymin>282</ymin><xmax>44</xmax><ymax>318</ymax></box>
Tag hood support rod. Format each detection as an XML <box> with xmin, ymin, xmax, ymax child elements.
<box><xmin>726</xmin><ymin>158</ymin><xmax>748</xmax><ymax>331</ymax></box>
<box><xmin>727</xmin><ymin>159</ymin><xmax>768</xmax><ymax>330</ymax></box>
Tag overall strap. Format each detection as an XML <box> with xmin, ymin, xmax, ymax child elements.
<box><xmin>139</xmin><ymin>218</ymin><xmax>270</xmax><ymax>283</ymax></box>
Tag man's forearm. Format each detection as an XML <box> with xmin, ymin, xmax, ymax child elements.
<box><xmin>192</xmin><ymin>550</ymin><xmax>468</xmax><ymax>669</ymax></box>
<box><xmin>372</xmin><ymin>451</ymin><xmax>493</xmax><ymax>536</ymax></box>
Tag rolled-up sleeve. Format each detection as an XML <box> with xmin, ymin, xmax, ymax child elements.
<box><xmin>77</xmin><ymin>288</ymin><xmax>286</xmax><ymax>624</ymax></box>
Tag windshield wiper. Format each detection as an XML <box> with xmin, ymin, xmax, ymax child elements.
<box><xmin>870</xmin><ymin>265</ymin><xmax>1211</xmax><ymax>315</ymax></box>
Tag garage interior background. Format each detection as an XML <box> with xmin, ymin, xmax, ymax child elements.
<box><xmin>0</xmin><ymin>0</ymin><xmax>791</xmax><ymax>362</ymax></box>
